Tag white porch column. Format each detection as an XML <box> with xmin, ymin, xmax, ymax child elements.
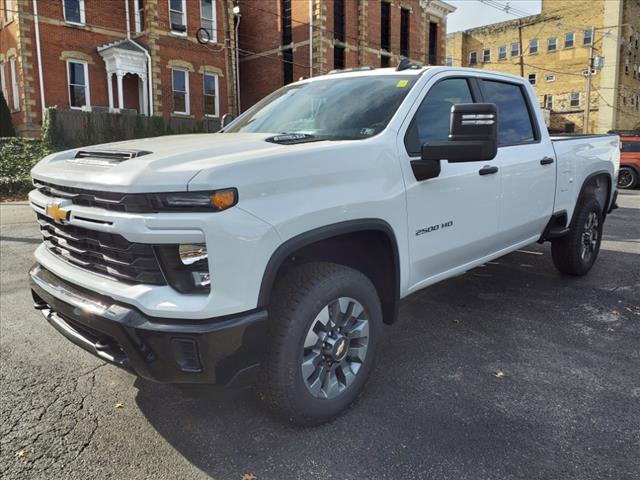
<box><xmin>106</xmin><ymin>72</ymin><xmax>114</xmax><ymax>110</ymax></box>
<box><xmin>116</xmin><ymin>73</ymin><xmax>125</xmax><ymax>110</ymax></box>
<box><xmin>140</xmin><ymin>76</ymin><xmax>149</xmax><ymax>116</ymax></box>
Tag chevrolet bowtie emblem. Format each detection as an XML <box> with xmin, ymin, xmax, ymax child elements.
<box><xmin>46</xmin><ymin>202</ymin><xmax>70</xmax><ymax>223</ymax></box>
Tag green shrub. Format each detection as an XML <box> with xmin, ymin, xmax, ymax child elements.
<box><xmin>0</xmin><ymin>137</ymin><xmax>52</xmax><ymax>198</ymax></box>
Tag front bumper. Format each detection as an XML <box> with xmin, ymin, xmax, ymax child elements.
<box><xmin>30</xmin><ymin>264</ymin><xmax>268</xmax><ymax>385</ymax></box>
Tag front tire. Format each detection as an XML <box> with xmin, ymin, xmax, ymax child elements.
<box><xmin>551</xmin><ymin>196</ymin><xmax>603</xmax><ymax>276</ymax></box>
<box><xmin>617</xmin><ymin>166</ymin><xmax>638</xmax><ymax>189</ymax></box>
<box><xmin>260</xmin><ymin>262</ymin><xmax>382</xmax><ymax>426</ymax></box>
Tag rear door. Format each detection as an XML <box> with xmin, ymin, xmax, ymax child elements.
<box><xmin>478</xmin><ymin>78</ymin><xmax>556</xmax><ymax>245</ymax></box>
<box><xmin>397</xmin><ymin>74</ymin><xmax>503</xmax><ymax>292</ymax></box>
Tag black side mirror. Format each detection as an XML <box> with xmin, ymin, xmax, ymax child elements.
<box><xmin>221</xmin><ymin>113</ymin><xmax>236</xmax><ymax>128</ymax></box>
<box><xmin>424</xmin><ymin>103</ymin><xmax>498</xmax><ymax>162</ymax></box>
<box><xmin>412</xmin><ymin>103</ymin><xmax>498</xmax><ymax>181</ymax></box>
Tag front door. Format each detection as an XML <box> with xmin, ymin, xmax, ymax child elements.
<box><xmin>397</xmin><ymin>75</ymin><xmax>502</xmax><ymax>292</ymax></box>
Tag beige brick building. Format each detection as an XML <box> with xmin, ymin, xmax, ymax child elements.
<box><xmin>446</xmin><ymin>0</ymin><xmax>640</xmax><ymax>133</ymax></box>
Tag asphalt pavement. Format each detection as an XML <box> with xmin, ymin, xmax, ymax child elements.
<box><xmin>1</xmin><ymin>191</ymin><xmax>639</xmax><ymax>480</ymax></box>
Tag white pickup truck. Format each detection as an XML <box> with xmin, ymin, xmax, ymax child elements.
<box><xmin>29</xmin><ymin>65</ymin><xmax>620</xmax><ymax>425</ymax></box>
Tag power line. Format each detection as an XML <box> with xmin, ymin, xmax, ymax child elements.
<box><xmin>237</xmin><ymin>47</ymin><xmax>321</xmax><ymax>72</ymax></box>
<box><xmin>520</xmin><ymin>62</ymin><xmax>589</xmax><ymax>77</ymax></box>
<box><xmin>477</xmin><ymin>0</ymin><xmax>533</xmax><ymax>18</ymax></box>
<box><xmin>594</xmin><ymin>89</ymin><xmax>639</xmax><ymax>116</ymax></box>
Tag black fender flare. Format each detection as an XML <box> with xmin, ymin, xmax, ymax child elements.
<box><xmin>257</xmin><ymin>219</ymin><xmax>401</xmax><ymax>319</ymax></box>
<box><xmin>572</xmin><ymin>170</ymin><xmax>613</xmax><ymax>223</ymax></box>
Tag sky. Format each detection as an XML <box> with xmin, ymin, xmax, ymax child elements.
<box><xmin>446</xmin><ymin>0</ymin><xmax>542</xmax><ymax>33</ymax></box>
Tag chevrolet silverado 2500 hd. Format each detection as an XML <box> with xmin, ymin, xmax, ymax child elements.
<box><xmin>29</xmin><ymin>65</ymin><xmax>620</xmax><ymax>425</ymax></box>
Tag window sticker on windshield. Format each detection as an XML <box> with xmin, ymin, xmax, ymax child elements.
<box><xmin>396</xmin><ymin>79</ymin><xmax>409</xmax><ymax>88</ymax></box>
<box><xmin>360</xmin><ymin>128</ymin><xmax>375</xmax><ymax>136</ymax></box>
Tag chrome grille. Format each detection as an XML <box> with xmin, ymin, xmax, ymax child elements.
<box><xmin>37</xmin><ymin>213</ymin><xmax>166</xmax><ymax>285</ymax></box>
<box><xmin>33</xmin><ymin>180</ymin><xmax>154</xmax><ymax>213</ymax></box>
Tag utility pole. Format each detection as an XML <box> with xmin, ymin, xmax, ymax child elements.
<box><xmin>518</xmin><ymin>21</ymin><xmax>524</xmax><ymax>77</ymax></box>
<box><xmin>583</xmin><ymin>26</ymin><xmax>595</xmax><ymax>134</ymax></box>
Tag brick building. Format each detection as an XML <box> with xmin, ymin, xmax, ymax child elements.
<box><xmin>0</xmin><ymin>0</ymin><xmax>456</xmax><ymax>137</ymax></box>
<box><xmin>446</xmin><ymin>0</ymin><xmax>640</xmax><ymax>133</ymax></box>
<box><xmin>0</xmin><ymin>0</ymin><xmax>236</xmax><ymax>136</ymax></box>
<box><xmin>237</xmin><ymin>0</ymin><xmax>455</xmax><ymax>111</ymax></box>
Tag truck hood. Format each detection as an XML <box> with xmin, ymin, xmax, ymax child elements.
<box><xmin>30</xmin><ymin>133</ymin><xmax>292</xmax><ymax>193</ymax></box>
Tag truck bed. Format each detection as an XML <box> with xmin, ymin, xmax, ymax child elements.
<box><xmin>550</xmin><ymin>134</ymin><xmax>619</xmax><ymax>221</ymax></box>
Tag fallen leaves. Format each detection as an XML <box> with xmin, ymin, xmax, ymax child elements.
<box><xmin>114</xmin><ymin>402</ymin><xmax>124</xmax><ymax>409</ymax></box>
<box><xmin>493</xmin><ymin>371</ymin><xmax>506</xmax><ymax>379</ymax></box>
<box><xmin>241</xmin><ymin>474</ymin><xmax>257</xmax><ymax>480</ymax></box>
<box><xmin>14</xmin><ymin>449</ymin><xmax>26</xmax><ymax>459</ymax></box>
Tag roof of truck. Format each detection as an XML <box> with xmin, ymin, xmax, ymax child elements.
<box><xmin>299</xmin><ymin>65</ymin><xmax>531</xmax><ymax>85</ymax></box>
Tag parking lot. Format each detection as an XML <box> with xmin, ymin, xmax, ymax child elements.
<box><xmin>1</xmin><ymin>190</ymin><xmax>639</xmax><ymax>480</ymax></box>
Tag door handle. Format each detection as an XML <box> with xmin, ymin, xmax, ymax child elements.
<box><xmin>540</xmin><ymin>157</ymin><xmax>554</xmax><ymax>165</ymax></box>
<box><xmin>479</xmin><ymin>165</ymin><xmax>499</xmax><ymax>176</ymax></box>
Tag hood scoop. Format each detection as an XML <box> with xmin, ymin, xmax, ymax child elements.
<box><xmin>69</xmin><ymin>148</ymin><xmax>153</xmax><ymax>166</ymax></box>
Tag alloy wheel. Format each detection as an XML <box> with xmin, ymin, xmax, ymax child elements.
<box><xmin>581</xmin><ymin>211</ymin><xmax>599</xmax><ymax>262</ymax></box>
<box><xmin>301</xmin><ymin>297</ymin><xmax>369</xmax><ymax>399</ymax></box>
<box><xmin>617</xmin><ymin>167</ymin><xmax>635</xmax><ymax>189</ymax></box>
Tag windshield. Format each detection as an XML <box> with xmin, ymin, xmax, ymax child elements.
<box><xmin>225</xmin><ymin>75</ymin><xmax>418</xmax><ymax>140</ymax></box>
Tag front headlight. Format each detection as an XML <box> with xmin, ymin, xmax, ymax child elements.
<box><xmin>150</xmin><ymin>189</ymin><xmax>238</xmax><ymax>212</ymax></box>
<box><xmin>155</xmin><ymin>243</ymin><xmax>210</xmax><ymax>293</ymax></box>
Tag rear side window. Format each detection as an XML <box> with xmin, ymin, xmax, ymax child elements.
<box><xmin>481</xmin><ymin>80</ymin><xmax>536</xmax><ymax>145</ymax></box>
<box><xmin>404</xmin><ymin>78</ymin><xmax>473</xmax><ymax>155</ymax></box>
<box><xmin>621</xmin><ymin>141</ymin><xmax>640</xmax><ymax>152</ymax></box>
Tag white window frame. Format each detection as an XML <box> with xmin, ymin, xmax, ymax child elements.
<box><xmin>528</xmin><ymin>73</ymin><xmax>536</xmax><ymax>85</ymax></box>
<box><xmin>545</xmin><ymin>74</ymin><xmax>556</xmax><ymax>82</ymax></box>
<box><xmin>62</xmin><ymin>0</ymin><xmax>86</xmax><ymax>25</ymax></box>
<box><xmin>199</xmin><ymin>0</ymin><xmax>217</xmax><ymax>43</ymax></box>
<box><xmin>168</xmin><ymin>0</ymin><xmax>187</xmax><ymax>35</ymax></box>
<box><xmin>469</xmin><ymin>51</ymin><xmax>477</xmax><ymax>64</ymax></box>
<box><xmin>570</xmin><ymin>92</ymin><xmax>580</xmax><ymax>107</ymax></box>
<box><xmin>5</xmin><ymin>0</ymin><xmax>13</xmax><ymax>22</ymax></box>
<box><xmin>583</xmin><ymin>29</ymin><xmax>593</xmax><ymax>45</ymax></box>
<box><xmin>202</xmin><ymin>72</ymin><xmax>219</xmax><ymax>118</ymax></box>
<box><xmin>564</xmin><ymin>32</ymin><xmax>574</xmax><ymax>48</ymax></box>
<box><xmin>0</xmin><ymin>62</ymin><xmax>6</xmax><ymax>103</ymax></box>
<box><xmin>529</xmin><ymin>38</ymin><xmax>538</xmax><ymax>54</ymax></box>
<box><xmin>498</xmin><ymin>45</ymin><xmax>507</xmax><ymax>60</ymax></box>
<box><xmin>482</xmin><ymin>48</ymin><xmax>491</xmax><ymax>63</ymax></box>
<box><xmin>9</xmin><ymin>56</ymin><xmax>18</xmax><ymax>111</ymax></box>
<box><xmin>66</xmin><ymin>59</ymin><xmax>90</xmax><ymax>109</ymax></box>
<box><xmin>511</xmin><ymin>42</ymin><xmax>520</xmax><ymax>57</ymax></box>
<box><xmin>134</xmin><ymin>0</ymin><xmax>144</xmax><ymax>33</ymax></box>
<box><xmin>548</xmin><ymin>37</ymin><xmax>557</xmax><ymax>52</ymax></box>
<box><xmin>544</xmin><ymin>95</ymin><xmax>553</xmax><ymax>110</ymax></box>
<box><xmin>171</xmin><ymin>68</ymin><xmax>189</xmax><ymax>115</ymax></box>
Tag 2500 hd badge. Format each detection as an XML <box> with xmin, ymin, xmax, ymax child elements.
<box><xmin>416</xmin><ymin>220</ymin><xmax>454</xmax><ymax>236</ymax></box>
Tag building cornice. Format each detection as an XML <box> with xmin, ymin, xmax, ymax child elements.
<box><xmin>421</xmin><ymin>0</ymin><xmax>456</xmax><ymax>17</ymax></box>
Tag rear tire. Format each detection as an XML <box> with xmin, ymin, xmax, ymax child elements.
<box><xmin>551</xmin><ymin>196</ymin><xmax>603</xmax><ymax>276</ymax></box>
<box><xmin>617</xmin><ymin>166</ymin><xmax>638</xmax><ymax>189</ymax></box>
<box><xmin>260</xmin><ymin>262</ymin><xmax>382</xmax><ymax>426</ymax></box>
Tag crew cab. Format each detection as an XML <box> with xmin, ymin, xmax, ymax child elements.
<box><xmin>28</xmin><ymin>65</ymin><xmax>620</xmax><ymax>425</ymax></box>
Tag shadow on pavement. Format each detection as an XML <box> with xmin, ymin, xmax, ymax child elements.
<box><xmin>133</xmin><ymin>243</ymin><xmax>640</xmax><ymax>479</ymax></box>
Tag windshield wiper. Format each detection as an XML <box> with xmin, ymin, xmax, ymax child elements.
<box><xmin>265</xmin><ymin>133</ymin><xmax>322</xmax><ymax>145</ymax></box>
